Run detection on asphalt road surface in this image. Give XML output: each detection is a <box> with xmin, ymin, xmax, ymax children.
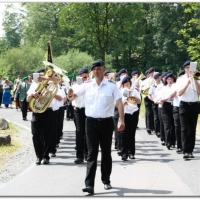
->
<box><xmin>0</xmin><ymin>107</ymin><xmax>200</xmax><ymax>197</ymax></box>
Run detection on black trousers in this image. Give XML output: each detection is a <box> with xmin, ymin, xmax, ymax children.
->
<box><xmin>152</xmin><ymin>103</ymin><xmax>160</xmax><ymax>133</ymax></box>
<box><xmin>113</xmin><ymin>108</ymin><xmax>119</xmax><ymax>149</ymax></box>
<box><xmin>85</xmin><ymin>117</ymin><xmax>114</xmax><ymax>187</ymax></box>
<box><xmin>31</xmin><ymin>109</ymin><xmax>54</xmax><ymax>160</ymax></box>
<box><xmin>121</xmin><ymin>110</ymin><xmax>139</xmax><ymax>157</ymax></box>
<box><xmin>0</xmin><ymin>92</ymin><xmax>2</xmax><ymax>106</ymax></box>
<box><xmin>74</xmin><ymin>107</ymin><xmax>88</xmax><ymax>160</ymax></box>
<box><xmin>173</xmin><ymin>106</ymin><xmax>182</xmax><ymax>149</ymax></box>
<box><xmin>158</xmin><ymin>107</ymin><xmax>165</xmax><ymax>142</ymax></box>
<box><xmin>179</xmin><ymin>101</ymin><xmax>198</xmax><ymax>153</ymax></box>
<box><xmin>50</xmin><ymin>110</ymin><xmax>58</xmax><ymax>154</ymax></box>
<box><xmin>66</xmin><ymin>101</ymin><xmax>74</xmax><ymax>119</ymax></box>
<box><xmin>161</xmin><ymin>102</ymin><xmax>175</xmax><ymax>146</ymax></box>
<box><xmin>57</xmin><ymin>106</ymin><xmax>65</xmax><ymax>144</ymax></box>
<box><xmin>21</xmin><ymin>98</ymin><xmax>28</xmax><ymax>119</ymax></box>
<box><xmin>144</xmin><ymin>96</ymin><xmax>154</xmax><ymax>130</ymax></box>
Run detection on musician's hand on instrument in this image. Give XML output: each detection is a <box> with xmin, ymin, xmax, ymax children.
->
<box><xmin>123</xmin><ymin>100</ymin><xmax>128</xmax><ymax>105</ymax></box>
<box><xmin>33</xmin><ymin>92</ymin><xmax>41</xmax><ymax>99</ymax></box>
<box><xmin>37</xmin><ymin>76</ymin><xmax>46</xmax><ymax>82</ymax></box>
<box><xmin>67</xmin><ymin>88</ymin><xmax>74</xmax><ymax>97</ymax></box>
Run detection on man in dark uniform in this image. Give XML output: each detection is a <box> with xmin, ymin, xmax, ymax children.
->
<box><xmin>14</xmin><ymin>76</ymin><xmax>30</xmax><ymax>120</ymax></box>
<box><xmin>0</xmin><ymin>75</ymin><xmax>3</xmax><ymax>108</ymax></box>
<box><xmin>67</xmin><ymin>60</ymin><xmax>125</xmax><ymax>194</ymax></box>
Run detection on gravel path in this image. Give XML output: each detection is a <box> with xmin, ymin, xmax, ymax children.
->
<box><xmin>0</xmin><ymin>126</ymin><xmax>35</xmax><ymax>183</ymax></box>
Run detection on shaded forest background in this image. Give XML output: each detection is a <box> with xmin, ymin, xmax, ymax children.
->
<box><xmin>1</xmin><ymin>2</ymin><xmax>200</xmax><ymax>81</ymax></box>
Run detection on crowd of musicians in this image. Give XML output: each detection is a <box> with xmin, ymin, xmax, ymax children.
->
<box><xmin>1</xmin><ymin>59</ymin><xmax>199</xmax><ymax>193</ymax></box>
<box><xmin>14</xmin><ymin>59</ymin><xmax>198</xmax><ymax>167</ymax></box>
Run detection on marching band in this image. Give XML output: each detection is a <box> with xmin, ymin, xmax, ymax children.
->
<box><xmin>2</xmin><ymin>40</ymin><xmax>197</xmax><ymax>193</ymax></box>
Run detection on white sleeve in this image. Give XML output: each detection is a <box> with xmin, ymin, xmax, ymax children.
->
<box><xmin>113</xmin><ymin>84</ymin><xmax>122</xmax><ymax>101</ymax></box>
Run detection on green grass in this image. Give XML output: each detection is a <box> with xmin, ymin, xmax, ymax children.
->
<box><xmin>0</xmin><ymin>123</ymin><xmax>21</xmax><ymax>171</ymax></box>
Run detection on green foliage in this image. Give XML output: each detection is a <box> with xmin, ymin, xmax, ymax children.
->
<box><xmin>0</xmin><ymin>44</ymin><xmax>45</xmax><ymax>82</ymax></box>
<box><xmin>53</xmin><ymin>49</ymin><xmax>94</xmax><ymax>75</ymax></box>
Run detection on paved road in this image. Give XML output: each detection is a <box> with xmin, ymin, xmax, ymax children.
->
<box><xmin>0</xmin><ymin>107</ymin><xmax>200</xmax><ymax>196</ymax></box>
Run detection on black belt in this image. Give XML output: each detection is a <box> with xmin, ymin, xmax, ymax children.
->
<box><xmin>46</xmin><ymin>107</ymin><xmax>53</xmax><ymax>111</ymax></box>
<box><xmin>181</xmin><ymin>101</ymin><xmax>198</xmax><ymax>105</ymax></box>
<box><xmin>76</xmin><ymin>107</ymin><xmax>85</xmax><ymax>109</ymax></box>
<box><xmin>87</xmin><ymin>117</ymin><xmax>112</xmax><ymax>121</ymax></box>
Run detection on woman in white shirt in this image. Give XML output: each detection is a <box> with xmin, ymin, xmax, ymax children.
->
<box><xmin>120</xmin><ymin>76</ymin><xmax>141</xmax><ymax>161</ymax></box>
<box><xmin>159</xmin><ymin>73</ymin><xmax>176</xmax><ymax>150</ymax></box>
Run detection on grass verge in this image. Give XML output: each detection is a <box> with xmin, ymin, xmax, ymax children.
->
<box><xmin>0</xmin><ymin>123</ymin><xmax>21</xmax><ymax>171</ymax></box>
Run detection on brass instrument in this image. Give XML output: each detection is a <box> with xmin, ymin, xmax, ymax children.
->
<box><xmin>193</xmin><ymin>71</ymin><xmax>200</xmax><ymax>80</ymax></box>
<box><xmin>29</xmin><ymin>41</ymin><xmax>59</xmax><ymax>113</ymax></box>
<box><xmin>140</xmin><ymin>77</ymin><xmax>154</xmax><ymax>96</ymax></box>
<box><xmin>135</xmin><ymin>72</ymin><xmax>146</xmax><ymax>83</ymax></box>
<box><xmin>127</xmin><ymin>96</ymin><xmax>137</xmax><ymax>104</ymax></box>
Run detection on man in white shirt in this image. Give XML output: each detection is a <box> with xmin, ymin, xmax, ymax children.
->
<box><xmin>176</xmin><ymin>60</ymin><xmax>200</xmax><ymax>159</ymax></box>
<box><xmin>148</xmin><ymin>73</ymin><xmax>162</xmax><ymax>137</ymax></box>
<box><xmin>140</xmin><ymin>67</ymin><xmax>155</xmax><ymax>134</ymax></box>
<box><xmin>72</xmin><ymin>67</ymin><xmax>89</xmax><ymax>164</ymax></box>
<box><xmin>67</xmin><ymin>60</ymin><xmax>125</xmax><ymax>194</ymax></box>
<box><xmin>26</xmin><ymin>68</ymin><xmax>61</xmax><ymax>165</ymax></box>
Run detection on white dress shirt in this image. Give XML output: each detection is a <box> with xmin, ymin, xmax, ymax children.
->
<box><xmin>75</xmin><ymin>78</ymin><xmax>122</xmax><ymax>118</ymax></box>
<box><xmin>159</xmin><ymin>84</ymin><xmax>174</xmax><ymax>104</ymax></box>
<box><xmin>176</xmin><ymin>74</ymin><xmax>200</xmax><ymax>102</ymax></box>
<box><xmin>121</xmin><ymin>87</ymin><xmax>141</xmax><ymax>114</ymax></box>
<box><xmin>170</xmin><ymin>81</ymin><xmax>181</xmax><ymax>107</ymax></box>
<box><xmin>72</xmin><ymin>83</ymin><xmax>85</xmax><ymax>108</ymax></box>
<box><xmin>148</xmin><ymin>82</ymin><xmax>163</xmax><ymax>101</ymax></box>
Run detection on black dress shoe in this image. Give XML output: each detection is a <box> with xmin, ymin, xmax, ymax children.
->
<box><xmin>74</xmin><ymin>158</ymin><xmax>83</xmax><ymax>164</ymax></box>
<box><xmin>129</xmin><ymin>154</ymin><xmax>135</xmax><ymax>159</ymax></box>
<box><xmin>183</xmin><ymin>153</ymin><xmax>189</xmax><ymax>159</ymax></box>
<box><xmin>23</xmin><ymin>118</ymin><xmax>28</xmax><ymax>121</ymax></box>
<box><xmin>176</xmin><ymin>148</ymin><xmax>182</xmax><ymax>154</ymax></box>
<box><xmin>82</xmin><ymin>186</ymin><xmax>94</xmax><ymax>194</ymax></box>
<box><xmin>156</xmin><ymin>133</ymin><xmax>160</xmax><ymax>138</ymax></box>
<box><xmin>161</xmin><ymin>141</ymin><xmax>165</xmax><ymax>146</ymax></box>
<box><xmin>166</xmin><ymin>145</ymin><xmax>170</xmax><ymax>150</ymax></box>
<box><xmin>147</xmin><ymin>129</ymin><xmax>151</xmax><ymax>134</ymax></box>
<box><xmin>104</xmin><ymin>183</ymin><xmax>112</xmax><ymax>190</ymax></box>
<box><xmin>35</xmin><ymin>158</ymin><xmax>42</xmax><ymax>165</ymax></box>
<box><xmin>51</xmin><ymin>153</ymin><xmax>56</xmax><ymax>157</ymax></box>
<box><xmin>189</xmin><ymin>152</ymin><xmax>194</xmax><ymax>158</ymax></box>
<box><xmin>43</xmin><ymin>158</ymin><xmax>49</xmax><ymax>164</ymax></box>
<box><xmin>117</xmin><ymin>150</ymin><xmax>122</xmax><ymax>156</ymax></box>
<box><xmin>121</xmin><ymin>155</ymin><xmax>127</xmax><ymax>161</ymax></box>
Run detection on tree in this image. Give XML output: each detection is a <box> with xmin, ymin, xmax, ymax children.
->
<box><xmin>21</xmin><ymin>2</ymin><xmax>68</xmax><ymax>56</ymax></box>
<box><xmin>59</xmin><ymin>3</ymin><xmax>143</xmax><ymax>64</ymax></box>
<box><xmin>2</xmin><ymin>3</ymin><xmax>23</xmax><ymax>49</ymax></box>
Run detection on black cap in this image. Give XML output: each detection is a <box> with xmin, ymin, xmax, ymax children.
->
<box><xmin>178</xmin><ymin>70</ymin><xmax>185</xmax><ymax>77</ymax></box>
<box><xmin>131</xmin><ymin>71</ymin><xmax>138</xmax><ymax>76</ymax></box>
<box><xmin>121</xmin><ymin>76</ymin><xmax>131</xmax><ymax>84</ymax></box>
<box><xmin>78</xmin><ymin>67</ymin><xmax>88</xmax><ymax>75</ymax></box>
<box><xmin>37</xmin><ymin>68</ymin><xmax>45</xmax><ymax>73</ymax></box>
<box><xmin>165</xmin><ymin>73</ymin><xmax>174</xmax><ymax>79</ymax></box>
<box><xmin>91</xmin><ymin>60</ymin><xmax>104</xmax><ymax>70</ymax></box>
<box><xmin>118</xmin><ymin>68</ymin><xmax>127</xmax><ymax>76</ymax></box>
<box><xmin>154</xmin><ymin>73</ymin><xmax>161</xmax><ymax>79</ymax></box>
<box><xmin>161</xmin><ymin>72</ymin><xmax>168</xmax><ymax>77</ymax></box>
<box><xmin>148</xmin><ymin>67</ymin><xmax>155</xmax><ymax>73</ymax></box>
<box><xmin>145</xmin><ymin>70</ymin><xmax>149</xmax><ymax>76</ymax></box>
<box><xmin>104</xmin><ymin>70</ymin><xmax>110</xmax><ymax>76</ymax></box>
<box><xmin>182</xmin><ymin>60</ymin><xmax>192</xmax><ymax>68</ymax></box>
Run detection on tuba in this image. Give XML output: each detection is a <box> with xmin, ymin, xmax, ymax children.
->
<box><xmin>29</xmin><ymin>41</ymin><xmax>59</xmax><ymax>113</ymax></box>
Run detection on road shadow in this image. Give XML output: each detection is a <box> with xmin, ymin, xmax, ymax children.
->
<box><xmin>88</xmin><ymin>187</ymin><xmax>172</xmax><ymax>196</ymax></box>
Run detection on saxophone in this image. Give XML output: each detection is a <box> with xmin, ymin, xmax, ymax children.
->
<box><xmin>29</xmin><ymin>41</ymin><xmax>59</xmax><ymax>113</ymax></box>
